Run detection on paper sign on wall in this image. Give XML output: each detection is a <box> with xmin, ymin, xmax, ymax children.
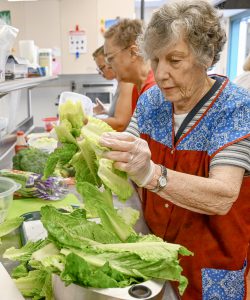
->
<box><xmin>69</xmin><ymin>28</ymin><xmax>87</xmax><ymax>55</ymax></box>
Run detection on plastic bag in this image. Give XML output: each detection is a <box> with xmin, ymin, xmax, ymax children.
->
<box><xmin>0</xmin><ymin>169</ymin><xmax>69</xmax><ymax>201</ymax></box>
<box><xmin>0</xmin><ymin>20</ymin><xmax>19</xmax><ymax>81</ymax></box>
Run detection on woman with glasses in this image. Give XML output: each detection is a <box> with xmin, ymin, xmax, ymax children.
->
<box><xmin>92</xmin><ymin>46</ymin><xmax>134</xmax><ymax>131</ymax></box>
<box><xmin>103</xmin><ymin>18</ymin><xmax>155</xmax><ymax>114</ymax></box>
<box><xmin>100</xmin><ymin>1</ymin><xmax>250</xmax><ymax>299</ymax></box>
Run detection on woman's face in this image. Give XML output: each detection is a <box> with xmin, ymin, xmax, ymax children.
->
<box><xmin>151</xmin><ymin>37</ymin><xmax>207</xmax><ymax>109</ymax></box>
<box><xmin>104</xmin><ymin>38</ymin><xmax>133</xmax><ymax>82</ymax></box>
<box><xmin>94</xmin><ymin>54</ymin><xmax>116</xmax><ymax>80</ymax></box>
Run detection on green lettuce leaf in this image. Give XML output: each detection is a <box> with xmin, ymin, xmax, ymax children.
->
<box><xmin>117</xmin><ymin>207</ymin><xmax>140</xmax><ymax>227</ymax></box>
<box><xmin>11</xmin><ymin>263</ymin><xmax>29</xmax><ymax>279</ymax></box>
<box><xmin>81</xmin><ymin>116</ymin><xmax>114</xmax><ymax>155</ymax></box>
<box><xmin>59</xmin><ymin>100</ymin><xmax>86</xmax><ymax>132</ymax></box>
<box><xmin>43</xmin><ymin>143</ymin><xmax>78</xmax><ymax>179</ymax></box>
<box><xmin>98</xmin><ymin>159</ymin><xmax>133</xmax><ymax>202</ymax></box>
<box><xmin>54</xmin><ymin>123</ymin><xmax>78</xmax><ymax>145</ymax></box>
<box><xmin>91</xmin><ymin>241</ymin><xmax>192</xmax><ymax>295</ymax></box>
<box><xmin>77</xmin><ymin>181</ymin><xmax>113</xmax><ymax>217</ymax></box>
<box><xmin>41</xmin><ymin>206</ymin><xmax>120</xmax><ymax>249</ymax></box>
<box><xmin>3</xmin><ymin>240</ymin><xmax>48</xmax><ymax>262</ymax></box>
<box><xmin>14</xmin><ymin>269</ymin><xmax>53</xmax><ymax>300</ymax></box>
<box><xmin>77</xmin><ymin>182</ymin><xmax>136</xmax><ymax>242</ymax></box>
<box><xmin>61</xmin><ymin>252</ymin><xmax>139</xmax><ymax>288</ymax></box>
<box><xmin>71</xmin><ymin>138</ymin><xmax>101</xmax><ymax>187</ymax></box>
<box><xmin>0</xmin><ymin>216</ymin><xmax>24</xmax><ymax>243</ymax></box>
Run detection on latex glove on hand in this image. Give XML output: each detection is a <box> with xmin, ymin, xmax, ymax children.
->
<box><xmin>93</xmin><ymin>98</ymin><xmax>108</xmax><ymax>115</ymax></box>
<box><xmin>99</xmin><ymin>132</ymin><xmax>155</xmax><ymax>187</ymax></box>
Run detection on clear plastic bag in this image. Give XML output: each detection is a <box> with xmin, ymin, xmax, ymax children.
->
<box><xmin>0</xmin><ymin>20</ymin><xmax>19</xmax><ymax>81</ymax></box>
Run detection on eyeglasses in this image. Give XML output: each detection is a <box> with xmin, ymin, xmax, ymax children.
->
<box><xmin>96</xmin><ymin>64</ymin><xmax>106</xmax><ymax>75</ymax></box>
<box><xmin>105</xmin><ymin>46</ymin><xmax>130</xmax><ymax>65</ymax></box>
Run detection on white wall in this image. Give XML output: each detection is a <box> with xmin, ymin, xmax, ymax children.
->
<box><xmin>0</xmin><ymin>0</ymin><xmax>135</xmax><ymax>74</ymax></box>
<box><xmin>97</xmin><ymin>0</ymin><xmax>136</xmax><ymax>45</ymax></box>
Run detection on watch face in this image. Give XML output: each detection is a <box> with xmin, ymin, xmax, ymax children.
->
<box><xmin>159</xmin><ymin>176</ymin><xmax>167</xmax><ymax>187</ymax></box>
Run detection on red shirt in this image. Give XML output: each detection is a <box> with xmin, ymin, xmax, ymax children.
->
<box><xmin>131</xmin><ymin>70</ymin><xmax>155</xmax><ymax>114</ymax></box>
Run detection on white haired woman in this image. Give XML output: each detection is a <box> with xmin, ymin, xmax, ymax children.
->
<box><xmin>100</xmin><ymin>0</ymin><xmax>250</xmax><ymax>299</ymax></box>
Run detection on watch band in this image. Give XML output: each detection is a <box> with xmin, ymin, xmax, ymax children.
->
<box><xmin>149</xmin><ymin>165</ymin><xmax>168</xmax><ymax>193</ymax></box>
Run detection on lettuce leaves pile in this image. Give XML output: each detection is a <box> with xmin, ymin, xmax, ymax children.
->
<box><xmin>43</xmin><ymin>100</ymin><xmax>133</xmax><ymax>202</ymax></box>
<box><xmin>3</xmin><ymin>202</ymin><xmax>192</xmax><ymax>299</ymax></box>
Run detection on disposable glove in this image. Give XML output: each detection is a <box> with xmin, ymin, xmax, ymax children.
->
<box><xmin>93</xmin><ymin>98</ymin><xmax>108</xmax><ymax>115</ymax></box>
<box><xmin>99</xmin><ymin>132</ymin><xmax>155</xmax><ymax>187</ymax></box>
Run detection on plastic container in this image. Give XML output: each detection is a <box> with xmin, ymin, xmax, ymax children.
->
<box><xmin>42</xmin><ymin>117</ymin><xmax>58</xmax><ymax>132</ymax></box>
<box><xmin>19</xmin><ymin>40</ymin><xmax>37</xmax><ymax>66</ymax></box>
<box><xmin>59</xmin><ymin>91</ymin><xmax>94</xmax><ymax>116</ymax></box>
<box><xmin>28</xmin><ymin>136</ymin><xmax>58</xmax><ymax>153</ymax></box>
<box><xmin>38</xmin><ymin>48</ymin><xmax>52</xmax><ymax>76</ymax></box>
<box><xmin>0</xmin><ymin>177</ymin><xmax>21</xmax><ymax>223</ymax></box>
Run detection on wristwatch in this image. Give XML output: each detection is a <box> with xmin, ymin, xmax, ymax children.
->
<box><xmin>150</xmin><ymin>165</ymin><xmax>168</xmax><ymax>193</ymax></box>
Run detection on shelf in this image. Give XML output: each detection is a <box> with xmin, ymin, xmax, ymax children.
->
<box><xmin>0</xmin><ymin>117</ymin><xmax>34</xmax><ymax>162</ymax></box>
<box><xmin>0</xmin><ymin>76</ymin><xmax>58</xmax><ymax>95</ymax></box>
<box><xmin>0</xmin><ymin>76</ymin><xmax>58</xmax><ymax>165</ymax></box>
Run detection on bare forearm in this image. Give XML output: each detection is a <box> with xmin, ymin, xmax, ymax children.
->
<box><xmin>154</xmin><ymin>165</ymin><xmax>244</xmax><ymax>215</ymax></box>
<box><xmin>103</xmin><ymin>117</ymin><xmax>129</xmax><ymax>131</ymax></box>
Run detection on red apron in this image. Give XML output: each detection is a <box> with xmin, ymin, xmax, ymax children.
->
<box><xmin>136</xmin><ymin>76</ymin><xmax>250</xmax><ymax>299</ymax></box>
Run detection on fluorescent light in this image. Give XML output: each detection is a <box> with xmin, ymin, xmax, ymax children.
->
<box><xmin>8</xmin><ymin>0</ymin><xmax>38</xmax><ymax>2</ymax></box>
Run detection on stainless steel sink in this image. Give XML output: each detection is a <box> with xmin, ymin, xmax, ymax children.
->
<box><xmin>53</xmin><ymin>275</ymin><xmax>166</xmax><ymax>300</ymax></box>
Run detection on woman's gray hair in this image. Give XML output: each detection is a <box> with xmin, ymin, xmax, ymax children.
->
<box><xmin>138</xmin><ymin>0</ymin><xmax>227</xmax><ymax>67</ymax></box>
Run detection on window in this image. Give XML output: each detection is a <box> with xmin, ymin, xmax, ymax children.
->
<box><xmin>134</xmin><ymin>0</ymin><xmax>166</xmax><ymax>23</ymax></box>
<box><xmin>228</xmin><ymin>10</ymin><xmax>250</xmax><ymax>80</ymax></box>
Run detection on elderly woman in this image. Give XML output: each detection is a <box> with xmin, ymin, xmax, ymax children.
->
<box><xmin>103</xmin><ymin>18</ymin><xmax>155</xmax><ymax>114</ymax></box>
<box><xmin>100</xmin><ymin>0</ymin><xmax>250</xmax><ymax>299</ymax></box>
<box><xmin>92</xmin><ymin>46</ymin><xmax>134</xmax><ymax>131</ymax></box>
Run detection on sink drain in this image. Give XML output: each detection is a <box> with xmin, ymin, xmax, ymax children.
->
<box><xmin>128</xmin><ymin>284</ymin><xmax>152</xmax><ymax>299</ymax></box>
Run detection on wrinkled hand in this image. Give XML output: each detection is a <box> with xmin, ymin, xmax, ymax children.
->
<box><xmin>99</xmin><ymin>132</ymin><xmax>155</xmax><ymax>187</ymax></box>
<box><xmin>93</xmin><ymin>98</ymin><xmax>108</xmax><ymax>115</ymax></box>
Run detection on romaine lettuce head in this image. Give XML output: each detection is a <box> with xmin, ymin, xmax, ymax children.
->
<box><xmin>59</xmin><ymin>99</ymin><xmax>86</xmax><ymax>130</ymax></box>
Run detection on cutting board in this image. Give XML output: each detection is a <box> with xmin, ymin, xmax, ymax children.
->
<box><xmin>6</xmin><ymin>193</ymin><xmax>80</xmax><ymax>220</ymax></box>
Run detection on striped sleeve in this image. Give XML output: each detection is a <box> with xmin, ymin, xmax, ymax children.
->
<box><xmin>125</xmin><ymin>112</ymin><xmax>140</xmax><ymax>137</ymax></box>
<box><xmin>210</xmin><ymin>137</ymin><xmax>250</xmax><ymax>174</ymax></box>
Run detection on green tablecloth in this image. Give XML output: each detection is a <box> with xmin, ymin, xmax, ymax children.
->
<box><xmin>6</xmin><ymin>193</ymin><xmax>80</xmax><ymax>220</ymax></box>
